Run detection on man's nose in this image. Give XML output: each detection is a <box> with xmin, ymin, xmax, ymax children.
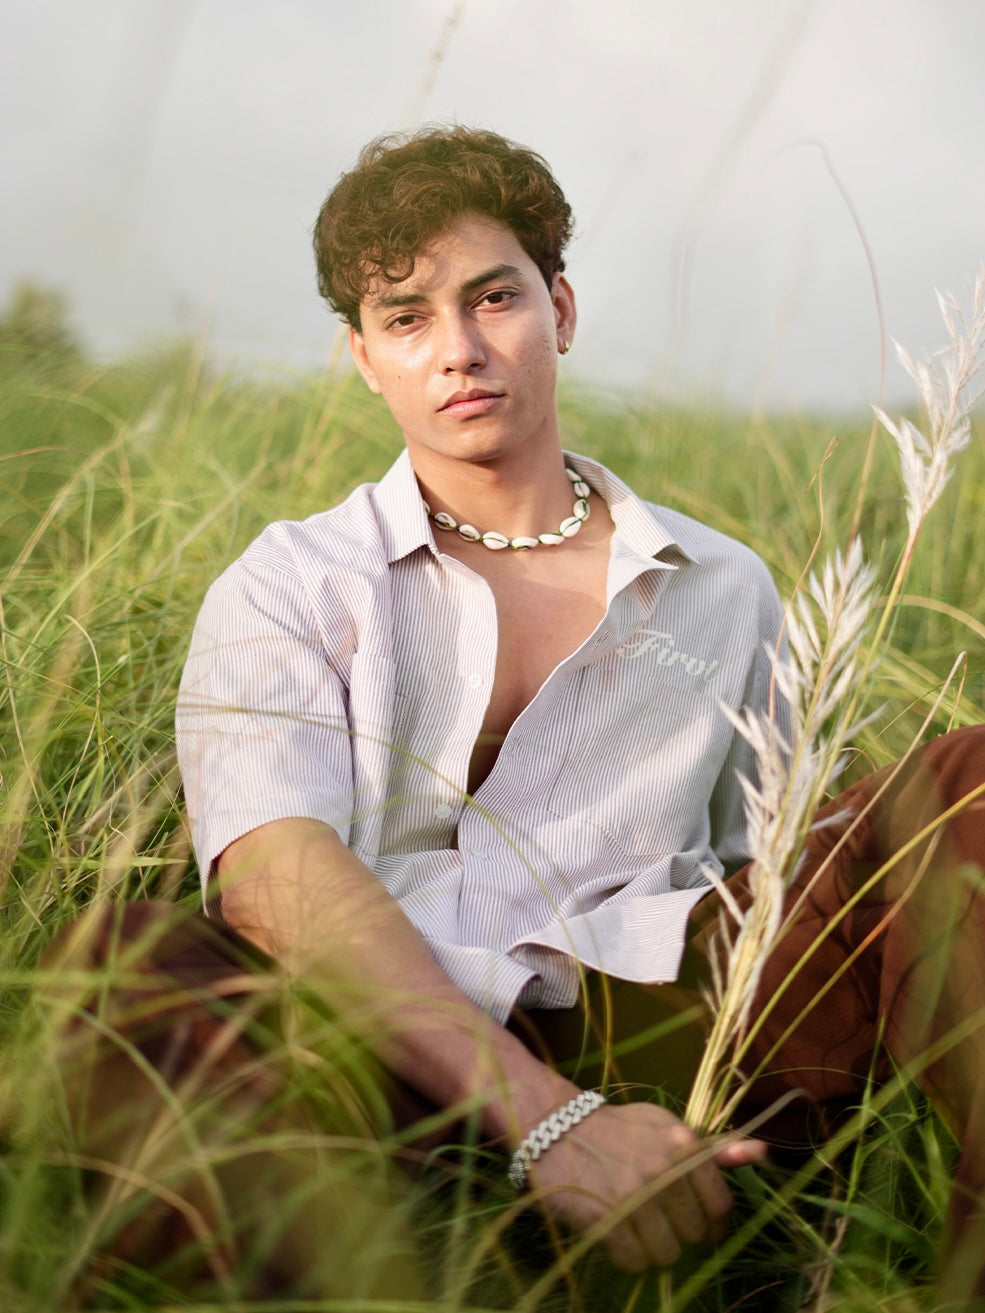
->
<box><xmin>437</xmin><ymin>312</ymin><xmax>486</xmax><ymax>373</ymax></box>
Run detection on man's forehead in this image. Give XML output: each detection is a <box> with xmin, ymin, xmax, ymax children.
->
<box><xmin>360</xmin><ymin>213</ymin><xmax>534</xmax><ymax>311</ymax></box>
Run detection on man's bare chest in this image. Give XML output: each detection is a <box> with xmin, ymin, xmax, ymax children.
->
<box><xmin>466</xmin><ymin>552</ymin><xmax>609</xmax><ymax>792</ymax></box>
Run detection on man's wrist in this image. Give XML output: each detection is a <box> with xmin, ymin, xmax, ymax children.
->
<box><xmin>507</xmin><ymin>1089</ymin><xmax>608</xmax><ymax>1189</ymax></box>
<box><xmin>467</xmin><ymin>1025</ymin><xmax>583</xmax><ymax>1140</ymax></box>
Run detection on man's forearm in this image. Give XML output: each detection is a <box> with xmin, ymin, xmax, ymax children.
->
<box><xmin>216</xmin><ymin>815</ymin><xmax>764</xmax><ymax>1269</ymax></box>
<box><xmin>217</xmin><ymin>816</ymin><xmax>579</xmax><ymax>1143</ymax></box>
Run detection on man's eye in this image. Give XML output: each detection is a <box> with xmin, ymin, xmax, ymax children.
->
<box><xmin>388</xmin><ymin>313</ymin><xmax>421</xmax><ymax>330</ymax></box>
<box><xmin>479</xmin><ymin>290</ymin><xmax>515</xmax><ymax>308</ymax></box>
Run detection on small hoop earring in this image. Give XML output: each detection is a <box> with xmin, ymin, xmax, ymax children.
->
<box><xmin>559</xmin><ymin>340</ymin><xmax>570</xmax><ymax>355</ymax></box>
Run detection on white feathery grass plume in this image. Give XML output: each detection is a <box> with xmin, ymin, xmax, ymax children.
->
<box><xmin>874</xmin><ymin>265</ymin><xmax>985</xmax><ymax>548</ymax></box>
<box><xmin>686</xmin><ymin>541</ymin><xmax>879</xmax><ymax>1134</ymax></box>
<box><xmin>686</xmin><ymin>267</ymin><xmax>983</xmax><ymax>1136</ymax></box>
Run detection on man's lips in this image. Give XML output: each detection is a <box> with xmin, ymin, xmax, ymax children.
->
<box><xmin>438</xmin><ymin>389</ymin><xmax>505</xmax><ymax>416</ymax></box>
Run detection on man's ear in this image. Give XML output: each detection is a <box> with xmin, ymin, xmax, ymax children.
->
<box><xmin>348</xmin><ymin>326</ymin><xmax>382</xmax><ymax>394</ymax></box>
<box><xmin>551</xmin><ymin>274</ymin><xmax>577</xmax><ymax>348</ymax></box>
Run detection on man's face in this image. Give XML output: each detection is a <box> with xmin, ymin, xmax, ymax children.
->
<box><xmin>349</xmin><ymin>212</ymin><xmax>576</xmax><ymax>476</ymax></box>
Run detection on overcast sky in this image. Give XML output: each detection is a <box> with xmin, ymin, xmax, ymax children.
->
<box><xmin>2</xmin><ymin>0</ymin><xmax>983</xmax><ymax>411</ymax></box>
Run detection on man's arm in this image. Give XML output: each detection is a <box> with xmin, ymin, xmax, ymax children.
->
<box><xmin>218</xmin><ymin>817</ymin><xmax>765</xmax><ymax>1271</ymax></box>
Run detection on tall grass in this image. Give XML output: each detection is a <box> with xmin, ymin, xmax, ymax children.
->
<box><xmin>1</xmin><ymin>322</ymin><xmax>983</xmax><ymax>1309</ymax></box>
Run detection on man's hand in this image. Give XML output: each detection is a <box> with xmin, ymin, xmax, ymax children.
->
<box><xmin>524</xmin><ymin>1101</ymin><xmax>766</xmax><ymax>1271</ymax></box>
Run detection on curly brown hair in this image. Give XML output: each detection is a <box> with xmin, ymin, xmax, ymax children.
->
<box><xmin>313</xmin><ymin>125</ymin><xmax>574</xmax><ymax>328</ymax></box>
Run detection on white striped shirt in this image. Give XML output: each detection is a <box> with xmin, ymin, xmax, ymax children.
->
<box><xmin>176</xmin><ymin>449</ymin><xmax>785</xmax><ymax>1023</ymax></box>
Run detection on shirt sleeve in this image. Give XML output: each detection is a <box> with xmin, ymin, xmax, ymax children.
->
<box><xmin>175</xmin><ymin>547</ymin><xmax>355</xmax><ymax>896</ymax></box>
<box><xmin>707</xmin><ymin>559</ymin><xmax>790</xmax><ymax>872</ymax></box>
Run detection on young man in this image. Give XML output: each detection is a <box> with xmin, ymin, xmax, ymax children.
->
<box><xmin>175</xmin><ymin>126</ymin><xmax>985</xmax><ymax>1282</ymax></box>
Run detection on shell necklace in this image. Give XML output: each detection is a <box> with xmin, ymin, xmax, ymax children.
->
<box><xmin>424</xmin><ymin>467</ymin><xmax>592</xmax><ymax>551</ymax></box>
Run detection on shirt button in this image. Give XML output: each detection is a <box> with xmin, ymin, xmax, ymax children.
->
<box><xmin>467</xmin><ymin>672</ymin><xmax>483</xmax><ymax>688</ymax></box>
<box><xmin>434</xmin><ymin>803</ymin><xmax>454</xmax><ymax>819</ymax></box>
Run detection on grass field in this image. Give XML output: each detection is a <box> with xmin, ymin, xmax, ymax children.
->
<box><xmin>1</xmin><ymin>314</ymin><xmax>984</xmax><ymax>1310</ymax></box>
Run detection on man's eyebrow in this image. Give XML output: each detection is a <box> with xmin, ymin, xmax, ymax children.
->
<box><xmin>368</xmin><ymin>263</ymin><xmax>528</xmax><ymax>310</ymax></box>
<box><xmin>461</xmin><ymin>263</ymin><xmax>527</xmax><ymax>294</ymax></box>
<box><xmin>368</xmin><ymin>287</ymin><xmax>426</xmax><ymax>311</ymax></box>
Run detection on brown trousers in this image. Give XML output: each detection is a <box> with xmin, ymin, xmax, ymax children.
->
<box><xmin>38</xmin><ymin>724</ymin><xmax>985</xmax><ymax>1299</ymax></box>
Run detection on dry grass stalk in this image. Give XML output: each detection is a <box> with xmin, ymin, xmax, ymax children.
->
<box><xmin>687</xmin><ymin>541</ymin><xmax>878</xmax><ymax>1133</ymax></box>
<box><xmin>686</xmin><ymin>266</ymin><xmax>985</xmax><ymax>1136</ymax></box>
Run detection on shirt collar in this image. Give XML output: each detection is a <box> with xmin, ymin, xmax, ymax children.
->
<box><xmin>372</xmin><ymin>450</ymin><xmax>437</xmax><ymax>565</ymax></box>
<box><xmin>370</xmin><ymin>446</ymin><xmax>697</xmax><ymax>566</ymax></box>
<box><xmin>563</xmin><ymin>451</ymin><xmax>697</xmax><ymax>565</ymax></box>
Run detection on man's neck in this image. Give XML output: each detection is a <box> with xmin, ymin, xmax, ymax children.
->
<box><xmin>409</xmin><ymin>443</ymin><xmax>579</xmax><ymax>546</ymax></box>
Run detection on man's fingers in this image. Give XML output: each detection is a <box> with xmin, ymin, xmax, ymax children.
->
<box><xmin>606</xmin><ymin>1207</ymin><xmax>681</xmax><ymax>1272</ymax></box>
<box><xmin>604</xmin><ymin>1171</ymin><xmax>722</xmax><ymax>1270</ymax></box>
<box><xmin>609</xmin><ymin>1147</ymin><xmax>735</xmax><ymax>1262</ymax></box>
<box><xmin>656</xmin><ymin>1174</ymin><xmax>715</xmax><ymax>1247</ymax></box>
<box><xmin>685</xmin><ymin>1154</ymin><xmax>735</xmax><ymax>1241</ymax></box>
<box><xmin>712</xmin><ymin>1136</ymin><xmax>768</xmax><ymax>1168</ymax></box>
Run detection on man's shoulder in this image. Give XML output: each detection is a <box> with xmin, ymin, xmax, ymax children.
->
<box><xmin>224</xmin><ymin>450</ymin><xmax>424</xmax><ymax>586</ymax></box>
<box><xmin>643</xmin><ymin>500</ymin><xmax>775</xmax><ymax>581</ymax></box>
<box><xmin>626</xmin><ymin>492</ymin><xmax>785</xmax><ymax>642</ymax></box>
<box><xmin>568</xmin><ymin>452</ymin><xmax>775</xmax><ymax>589</ymax></box>
<box><xmin>227</xmin><ymin>479</ymin><xmax>389</xmax><ymax>581</ymax></box>
<box><xmin>194</xmin><ymin>479</ymin><xmax>397</xmax><ymax>652</ymax></box>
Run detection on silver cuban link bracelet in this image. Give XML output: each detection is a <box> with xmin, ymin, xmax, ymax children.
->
<box><xmin>507</xmin><ymin>1089</ymin><xmax>608</xmax><ymax>1190</ymax></box>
